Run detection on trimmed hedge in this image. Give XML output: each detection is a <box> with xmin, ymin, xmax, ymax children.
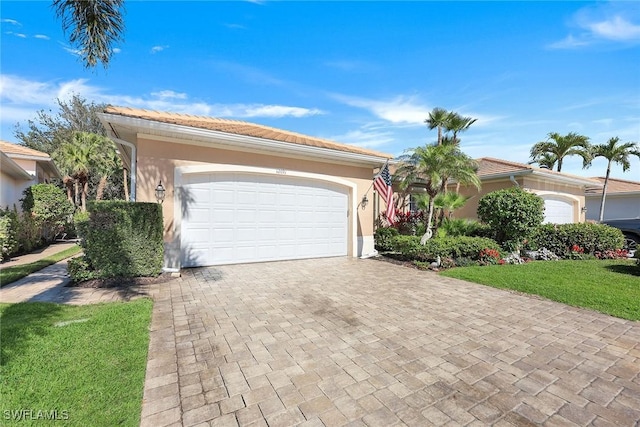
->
<box><xmin>70</xmin><ymin>201</ymin><xmax>163</xmax><ymax>280</ymax></box>
<box><xmin>22</xmin><ymin>184</ymin><xmax>75</xmax><ymax>242</ymax></box>
<box><xmin>529</xmin><ymin>223</ymin><xmax>624</xmax><ymax>257</ymax></box>
<box><xmin>0</xmin><ymin>212</ymin><xmax>18</xmax><ymax>259</ymax></box>
<box><xmin>390</xmin><ymin>235</ymin><xmax>502</xmax><ymax>261</ymax></box>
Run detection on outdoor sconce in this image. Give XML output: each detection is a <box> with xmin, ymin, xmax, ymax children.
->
<box><xmin>155</xmin><ymin>181</ymin><xmax>166</xmax><ymax>204</ymax></box>
<box><xmin>361</xmin><ymin>194</ymin><xmax>369</xmax><ymax>210</ymax></box>
<box><xmin>581</xmin><ymin>206</ymin><xmax>588</xmax><ymax>214</ymax></box>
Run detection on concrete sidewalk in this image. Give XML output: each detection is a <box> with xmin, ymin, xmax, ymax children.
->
<box><xmin>0</xmin><ymin>240</ymin><xmax>80</xmax><ymax>270</ymax></box>
<box><xmin>0</xmin><ymin>241</ymin><xmax>152</xmax><ymax>305</ymax></box>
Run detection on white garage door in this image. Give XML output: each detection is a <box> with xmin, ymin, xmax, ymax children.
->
<box><xmin>543</xmin><ymin>196</ymin><xmax>574</xmax><ymax>224</ymax></box>
<box><xmin>181</xmin><ymin>172</ymin><xmax>348</xmax><ymax>267</ymax></box>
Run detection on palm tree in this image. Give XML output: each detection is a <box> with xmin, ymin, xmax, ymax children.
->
<box><xmin>529</xmin><ymin>132</ymin><xmax>591</xmax><ymax>172</ymax></box>
<box><xmin>529</xmin><ymin>153</ymin><xmax>557</xmax><ymax>170</ymax></box>
<box><xmin>424</xmin><ymin>108</ymin><xmax>452</xmax><ymax>146</ymax></box>
<box><xmin>434</xmin><ymin>192</ymin><xmax>470</xmax><ymax>219</ymax></box>
<box><xmin>396</xmin><ymin>144</ymin><xmax>480</xmax><ymax>243</ymax></box>
<box><xmin>591</xmin><ymin>137</ymin><xmax>640</xmax><ymax>221</ymax></box>
<box><xmin>444</xmin><ymin>113</ymin><xmax>477</xmax><ymax>145</ymax></box>
<box><xmin>53</xmin><ymin>0</ymin><xmax>125</xmax><ymax>68</ymax></box>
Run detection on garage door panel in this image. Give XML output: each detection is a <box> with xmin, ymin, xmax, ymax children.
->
<box><xmin>543</xmin><ymin>197</ymin><xmax>574</xmax><ymax>224</ymax></box>
<box><xmin>181</xmin><ymin>173</ymin><xmax>348</xmax><ymax>267</ymax></box>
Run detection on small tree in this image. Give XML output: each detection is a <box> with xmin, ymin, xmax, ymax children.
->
<box><xmin>477</xmin><ymin>187</ymin><xmax>544</xmax><ymax>251</ymax></box>
<box><xmin>22</xmin><ymin>184</ymin><xmax>75</xmax><ymax>242</ymax></box>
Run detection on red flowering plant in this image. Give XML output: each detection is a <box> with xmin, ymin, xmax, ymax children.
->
<box><xmin>568</xmin><ymin>244</ymin><xmax>585</xmax><ymax>260</ymax></box>
<box><xmin>385</xmin><ymin>209</ymin><xmax>425</xmax><ymax>235</ymax></box>
<box><xmin>594</xmin><ymin>249</ymin><xmax>629</xmax><ymax>260</ymax></box>
<box><xmin>479</xmin><ymin>248</ymin><xmax>502</xmax><ymax>265</ymax></box>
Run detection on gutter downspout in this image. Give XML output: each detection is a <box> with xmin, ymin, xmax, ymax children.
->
<box><xmin>509</xmin><ymin>175</ymin><xmax>520</xmax><ymax>188</ymax></box>
<box><xmin>112</xmin><ymin>137</ymin><xmax>137</xmax><ymax>201</ymax></box>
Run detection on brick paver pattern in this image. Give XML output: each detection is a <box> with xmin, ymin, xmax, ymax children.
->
<box><xmin>139</xmin><ymin>258</ymin><xmax>640</xmax><ymax>427</ymax></box>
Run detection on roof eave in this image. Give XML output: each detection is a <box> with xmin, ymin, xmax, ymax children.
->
<box><xmin>0</xmin><ymin>152</ymin><xmax>34</xmax><ymax>180</ymax></box>
<box><xmin>98</xmin><ymin>112</ymin><xmax>392</xmax><ymax>167</ymax></box>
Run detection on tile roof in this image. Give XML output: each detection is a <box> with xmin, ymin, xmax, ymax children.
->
<box><xmin>586</xmin><ymin>177</ymin><xmax>640</xmax><ymax>195</ymax></box>
<box><xmin>476</xmin><ymin>157</ymin><xmax>597</xmax><ymax>185</ymax></box>
<box><xmin>0</xmin><ymin>140</ymin><xmax>51</xmax><ymax>159</ymax></box>
<box><xmin>103</xmin><ymin>106</ymin><xmax>393</xmax><ymax>159</ymax></box>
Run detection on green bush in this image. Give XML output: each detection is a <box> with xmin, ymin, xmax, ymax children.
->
<box><xmin>71</xmin><ymin>201</ymin><xmax>164</xmax><ymax>281</ymax></box>
<box><xmin>437</xmin><ymin>218</ymin><xmax>486</xmax><ymax>238</ymax></box>
<box><xmin>21</xmin><ymin>184</ymin><xmax>75</xmax><ymax>242</ymax></box>
<box><xmin>390</xmin><ymin>235</ymin><xmax>502</xmax><ymax>262</ymax></box>
<box><xmin>374</xmin><ymin>226</ymin><xmax>399</xmax><ymax>251</ymax></box>
<box><xmin>477</xmin><ymin>187</ymin><xmax>544</xmax><ymax>251</ymax></box>
<box><xmin>530</xmin><ymin>223</ymin><xmax>624</xmax><ymax>258</ymax></box>
<box><xmin>0</xmin><ymin>211</ymin><xmax>18</xmax><ymax>259</ymax></box>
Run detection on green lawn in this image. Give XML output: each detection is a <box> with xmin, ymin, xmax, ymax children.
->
<box><xmin>0</xmin><ymin>245</ymin><xmax>83</xmax><ymax>287</ymax></box>
<box><xmin>1</xmin><ymin>299</ymin><xmax>153</xmax><ymax>426</ymax></box>
<box><xmin>440</xmin><ymin>259</ymin><xmax>640</xmax><ymax>321</ymax></box>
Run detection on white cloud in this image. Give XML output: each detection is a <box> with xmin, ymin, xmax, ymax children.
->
<box><xmin>6</xmin><ymin>31</ymin><xmax>27</xmax><ymax>38</ymax></box>
<box><xmin>240</xmin><ymin>105</ymin><xmax>323</xmax><ymax>118</ymax></box>
<box><xmin>0</xmin><ymin>74</ymin><xmax>324</xmax><ymax>131</ymax></box>
<box><xmin>332</xmin><ymin>94</ymin><xmax>429</xmax><ymax>125</ymax></box>
<box><xmin>224</xmin><ymin>23</ymin><xmax>246</xmax><ymax>30</ymax></box>
<box><xmin>151</xmin><ymin>90</ymin><xmax>188</xmax><ymax>100</ymax></box>
<box><xmin>327</xmin><ymin>128</ymin><xmax>395</xmax><ymax>149</ymax></box>
<box><xmin>112</xmin><ymin>47</ymin><xmax>121</xmax><ymax>54</ymax></box>
<box><xmin>150</xmin><ymin>45</ymin><xmax>169</xmax><ymax>54</ymax></box>
<box><xmin>549</xmin><ymin>3</ymin><xmax>640</xmax><ymax>49</ymax></box>
<box><xmin>587</xmin><ymin>15</ymin><xmax>640</xmax><ymax>41</ymax></box>
<box><xmin>34</xmin><ymin>34</ymin><xmax>50</xmax><ymax>40</ymax></box>
<box><xmin>1</xmin><ymin>19</ymin><xmax>21</xmax><ymax>26</ymax></box>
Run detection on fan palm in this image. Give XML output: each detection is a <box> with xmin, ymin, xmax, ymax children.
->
<box><xmin>434</xmin><ymin>192</ymin><xmax>470</xmax><ymax>219</ymax></box>
<box><xmin>53</xmin><ymin>0</ymin><xmax>125</xmax><ymax>68</ymax></box>
<box><xmin>424</xmin><ymin>108</ymin><xmax>452</xmax><ymax>146</ymax></box>
<box><xmin>444</xmin><ymin>113</ymin><xmax>477</xmax><ymax>145</ymax></box>
<box><xmin>529</xmin><ymin>132</ymin><xmax>591</xmax><ymax>172</ymax></box>
<box><xmin>591</xmin><ymin>137</ymin><xmax>640</xmax><ymax>221</ymax></box>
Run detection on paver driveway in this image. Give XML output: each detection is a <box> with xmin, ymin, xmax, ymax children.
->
<box><xmin>141</xmin><ymin>257</ymin><xmax>640</xmax><ymax>427</ymax></box>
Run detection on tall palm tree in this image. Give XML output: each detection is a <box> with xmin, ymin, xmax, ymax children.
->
<box><xmin>424</xmin><ymin>108</ymin><xmax>452</xmax><ymax>146</ymax></box>
<box><xmin>591</xmin><ymin>137</ymin><xmax>640</xmax><ymax>222</ymax></box>
<box><xmin>444</xmin><ymin>113</ymin><xmax>477</xmax><ymax>145</ymax></box>
<box><xmin>396</xmin><ymin>144</ymin><xmax>480</xmax><ymax>243</ymax></box>
<box><xmin>53</xmin><ymin>0</ymin><xmax>125</xmax><ymax>68</ymax></box>
<box><xmin>529</xmin><ymin>132</ymin><xmax>591</xmax><ymax>172</ymax></box>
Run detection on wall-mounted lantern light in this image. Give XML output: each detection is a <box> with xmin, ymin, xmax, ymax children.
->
<box><xmin>361</xmin><ymin>194</ymin><xmax>369</xmax><ymax>210</ymax></box>
<box><xmin>581</xmin><ymin>206</ymin><xmax>587</xmax><ymax>214</ymax></box>
<box><xmin>155</xmin><ymin>181</ymin><xmax>166</xmax><ymax>204</ymax></box>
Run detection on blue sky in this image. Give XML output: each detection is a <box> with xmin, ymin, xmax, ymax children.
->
<box><xmin>1</xmin><ymin>1</ymin><xmax>639</xmax><ymax>179</ymax></box>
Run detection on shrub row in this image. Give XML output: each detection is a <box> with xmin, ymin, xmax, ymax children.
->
<box><xmin>389</xmin><ymin>235</ymin><xmax>502</xmax><ymax>262</ymax></box>
<box><xmin>69</xmin><ymin>201</ymin><xmax>164</xmax><ymax>280</ymax></box>
<box><xmin>529</xmin><ymin>223</ymin><xmax>624</xmax><ymax>257</ymax></box>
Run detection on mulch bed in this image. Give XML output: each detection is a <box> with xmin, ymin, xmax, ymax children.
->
<box><xmin>369</xmin><ymin>254</ymin><xmax>435</xmax><ymax>271</ymax></box>
<box><xmin>67</xmin><ymin>273</ymin><xmax>176</xmax><ymax>288</ymax></box>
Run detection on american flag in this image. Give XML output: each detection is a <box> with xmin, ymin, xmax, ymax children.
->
<box><xmin>374</xmin><ymin>163</ymin><xmax>395</xmax><ymax>224</ymax></box>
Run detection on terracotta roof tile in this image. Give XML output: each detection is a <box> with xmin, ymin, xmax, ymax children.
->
<box><xmin>476</xmin><ymin>157</ymin><xmax>597</xmax><ymax>184</ymax></box>
<box><xmin>103</xmin><ymin>106</ymin><xmax>393</xmax><ymax>159</ymax></box>
<box><xmin>0</xmin><ymin>140</ymin><xmax>51</xmax><ymax>159</ymax></box>
<box><xmin>586</xmin><ymin>177</ymin><xmax>640</xmax><ymax>194</ymax></box>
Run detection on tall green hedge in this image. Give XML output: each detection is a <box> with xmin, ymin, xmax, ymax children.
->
<box><xmin>71</xmin><ymin>201</ymin><xmax>164</xmax><ymax>279</ymax></box>
<box><xmin>22</xmin><ymin>184</ymin><xmax>75</xmax><ymax>242</ymax></box>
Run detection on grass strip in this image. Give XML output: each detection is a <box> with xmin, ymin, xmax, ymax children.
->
<box><xmin>0</xmin><ymin>299</ymin><xmax>153</xmax><ymax>426</ymax></box>
<box><xmin>0</xmin><ymin>245</ymin><xmax>82</xmax><ymax>287</ymax></box>
<box><xmin>440</xmin><ymin>259</ymin><xmax>640</xmax><ymax>321</ymax></box>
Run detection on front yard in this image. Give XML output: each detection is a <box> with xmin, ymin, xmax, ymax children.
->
<box><xmin>0</xmin><ymin>299</ymin><xmax>152</xmax><ymax>426</ymax></box>
<box><xmin>441</xmin><ymin>259</ymin><xmax>640</xmax><ymax>321</ymax></box>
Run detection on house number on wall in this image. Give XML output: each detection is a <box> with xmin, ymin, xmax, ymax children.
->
<box><xmin>275</xmin><ymin>169</ymin><xmax>287</xmax><ymax>175</ymax></box>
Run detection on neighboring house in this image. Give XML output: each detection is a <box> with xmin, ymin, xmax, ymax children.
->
<box><xmin>98</xmin><ymin>106</ymin><xmax>393</xmax><ymax>270</ymax></box>
<box><xmin>585</xmin><ymin>177</ymin><xmax>640</xmax><ymax>221</ymax></box>
<box><xmin>446</xmin><ymin>158</ymin><xmax>600</xmax><ymax>224</ymax></box>
<box><xmin>0</xmin><ymin>140</ymin><xmax>60</xmax><ymax>209</ymax></box>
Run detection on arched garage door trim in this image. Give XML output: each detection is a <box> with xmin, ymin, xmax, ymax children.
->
<box><xmin>535</xmin><ymin>191</ymin><xmax>582</xmax><ymax>224</ymax></box>
<box><xmin>174</xmin><ymin>164</ymin><xmax>357</xmax><ymax>267</ymax></box>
